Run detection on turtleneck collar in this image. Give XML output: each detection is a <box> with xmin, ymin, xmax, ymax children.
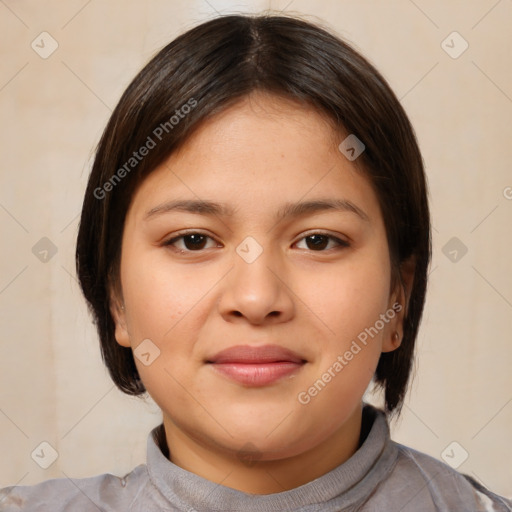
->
<box><xmin>145</xmin><ymin>404</ymin><xmax>398</xmax><ymax>512</ymax></box>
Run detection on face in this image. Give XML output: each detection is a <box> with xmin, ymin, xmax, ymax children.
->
<box><xmin>111</xmin><ymin>92</ymin><xmax>404</xmax><ymax>465</ymax></box>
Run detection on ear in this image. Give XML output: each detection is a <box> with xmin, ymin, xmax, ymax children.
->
<box><xmin>108</xmin><ymin>288</ymin><xmax>131</xmax><ymax>348</ymax></box>
<box><xmin>381</xmin><ymin>256</ymin><xmax>415</xmax><ymax>353</ymax></box>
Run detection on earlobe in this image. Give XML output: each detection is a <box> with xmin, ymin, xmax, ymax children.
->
<box><xmin>109</xmin><ymin>292</ymin><xmax>131</xmax><ymax>348</ymax></box>
<box><xmin>382</xmin><ymin>329</ymin><xmax>402</xmax><ymax>353</ymax></box>
<box><xmin>382</xmin><ymin>257</ymin><xmax>415</xmax><ymax>353</ymax></box>
<box><xmin>390</xmin><ymin>330</ymin><xmax>402</xmax><ymax>349</ymax></box>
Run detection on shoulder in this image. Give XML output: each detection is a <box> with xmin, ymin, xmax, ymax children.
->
<box><xmin>382</xmin><ymin>441</ymin><xmax>512</xmax><ymax>511</ymax></box>
<box><xmin>0</xmin><ymin>464</ymin><xmax>150</xmax><ymax>511</ymax></box>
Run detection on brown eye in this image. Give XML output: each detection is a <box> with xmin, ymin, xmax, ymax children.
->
<box><xmin>164</xmin><ymin>233</ymin><xmax>217</xmax><ymax>252</ymax></box>
<box><xmin>295</xmin><ymin>233</ymin><xmax>349</xmax><ymax>251</ymax></box>
<box><xmin>305</xmin><ymin>234</ymin><xmax>329</xmax><ymax>250</ymax></box>
<box><xmin>182</xmin><ymin>234</ymin><xmax>208</xmax><ymax>250</ymax></box>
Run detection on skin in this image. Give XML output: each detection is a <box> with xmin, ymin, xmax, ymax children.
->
<box><xmin>110</xmin><ymin>92</ymin><xmax>408</xmax><ymax>494</ymax></box>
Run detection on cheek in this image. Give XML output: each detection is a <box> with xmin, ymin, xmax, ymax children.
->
<box><xmin>119</xmin><ymin>247</ymin><xmax>222</xmax><ymax>389</ymax></box>
<box><xmin>302</xmin><ymin>251</ymin><xmax>391</xmax><ymax>342</ymax></box>
<box><xmin>297</xmin><ymin>247</ymin><xmax>391</xmax><ymax>407</ymax></box>
<box><xmin>294</xmin><ymin>259</ymin><xmax>389</xmax><ymax>435</ymax></box>
<box><xmin>121</xmin><ymin>248</ymin><xmax>207</xmax><ymax>339</ymax></box>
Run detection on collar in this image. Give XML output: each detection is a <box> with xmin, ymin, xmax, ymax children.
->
<box><xmin>146</xmin><ymin>404</ymin><xmax>398</xmax><ymax>511</ymax></box>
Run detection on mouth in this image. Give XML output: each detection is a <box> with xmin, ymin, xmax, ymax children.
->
<box><xmin>206</xmin><ymin>344</ymin><xmax>306</xmax><ymax>387</ymax></box>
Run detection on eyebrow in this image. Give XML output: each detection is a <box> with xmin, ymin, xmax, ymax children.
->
<box><xmin>144</xmin><ymin>198</ymin><xmax>370</xmax><ymax>222</ymax></box>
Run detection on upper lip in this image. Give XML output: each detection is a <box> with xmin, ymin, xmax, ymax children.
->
<box><xmin>207</xmin><ymin>344</ymin><xmax>305</xmax><ymax>364</ymax></box>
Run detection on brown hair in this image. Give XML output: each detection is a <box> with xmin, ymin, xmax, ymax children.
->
<box><xmin>76</xmin><ymin>14</ymin><xmax>431</xmax><ymax>414</ymax></box>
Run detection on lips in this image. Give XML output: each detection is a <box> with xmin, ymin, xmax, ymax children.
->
<box><xmin>210</xmin><ymin>362</ymin><xmax>302</xmax><ymax>386</ymax></box>
<box><xmin>207</xmin><ymin>345</ymin><xmax>306</xmax><ymax>386</ymax></box>
<box><xmin>208</xmin><ymin>345</ymin><xmax>305</xmax><ymax>365</ymax></box>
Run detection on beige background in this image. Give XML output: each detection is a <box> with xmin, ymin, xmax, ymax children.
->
<box><xmin>1</xmin><ymin>0</ymin><xmax>511</xmax><ymax>499</ymax></box>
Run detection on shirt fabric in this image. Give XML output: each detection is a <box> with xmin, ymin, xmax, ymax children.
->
<box><xmin>1</xmin><ymin>405</ymin><xmax>510</xmax><ymax>511</ymax></box>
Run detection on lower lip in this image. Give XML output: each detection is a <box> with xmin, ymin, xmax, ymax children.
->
<box><xmin>209</xmin><ymin>362</ymin><xmax>304</xmax><ymax>386</ymax></box>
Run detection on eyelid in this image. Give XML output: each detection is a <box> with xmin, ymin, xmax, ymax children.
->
<box><xmin>294</xmin><ymin>229</ymin><xmax>350</xmax><ymax>242</ymax></box>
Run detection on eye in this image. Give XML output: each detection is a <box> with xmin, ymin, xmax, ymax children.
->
<box><xmin>295</xmin><ymin>233</ymin><xmax>349</xmax><ymax>251</ymax></box>
<box><xmin>163</xmin><ymin>232</ymin><xmax>219</xmax><ymax>252</ymax></box>
<box><xmin>162</xmin><ymin>231</ymin><xmax>349</xmax><ymax>253</ymax></box>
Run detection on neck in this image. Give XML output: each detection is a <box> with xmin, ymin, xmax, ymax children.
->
<box><xmin>161</xmin><ymin>403</ymin><xmax>363</xmax><ymax>494</ymax></box>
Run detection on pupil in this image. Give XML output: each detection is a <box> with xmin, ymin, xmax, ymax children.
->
<box><xmin>185</xmin><ymin>234</ymin><xmax>206</xmax><ymax>250</ymax></box>
<box><xmin>307</xmin><ymin>235</ymin><xmax>328</xmax><ymax>250</ymax></box>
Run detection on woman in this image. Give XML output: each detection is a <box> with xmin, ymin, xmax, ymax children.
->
<box><xmin>2</xmin><ymin>13</ymin><xmax>510</xmax><ymax>511</ymax></box>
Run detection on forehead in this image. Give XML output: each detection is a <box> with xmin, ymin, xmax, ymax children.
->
<box><xmin>170</xmin><ymin>92</ymin><xmax>340</xmax><ymax>167</ymax></box>
<box><xmin>125</xmin><ymin>92</ymin><xmax>381</xmax><ymax>226</ymax></box>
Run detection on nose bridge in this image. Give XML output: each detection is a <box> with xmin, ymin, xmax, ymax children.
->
<box><xmin>219</xmin><ymin>236</ymin><xmax>294</xmax><ymax>323</ymax></box>
<box><xmin>233</xmin><ymin>236</ymin><xmax>282</xmax><ymax>298</ymax></box>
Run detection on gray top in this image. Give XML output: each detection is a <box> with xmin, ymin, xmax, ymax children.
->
<box><xmin>1</xmin><ymin>405</ymin><xmax>510</xmax><ymax>511</ymax></box>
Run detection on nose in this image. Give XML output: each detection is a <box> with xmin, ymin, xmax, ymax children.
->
<box><xmin>217</xmin><ymin>243</ymin><xmax>295</xmax><ymax>326</ymax></box>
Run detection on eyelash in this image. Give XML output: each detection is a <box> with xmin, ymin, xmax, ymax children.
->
<box><xmin>162</xmin><ymin>231</ymin><xmax>350</xmax><ymax>253</ymax></box>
